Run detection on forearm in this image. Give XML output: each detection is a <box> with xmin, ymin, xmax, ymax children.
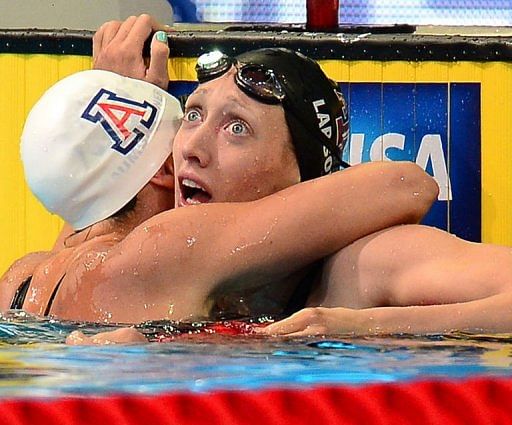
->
<box><xmin>264</xmin><ymin>292</ymin><xmax>512</xmax><ymax>337</ymax></box>
<box><xmin>114</xmin><ymin>161</ymin><xmax>437</xmax><ymax>301</ymax></box>
<box><xmin>262</xmin><ymin>160</ymin><xmax>438</xmax><ymax>261</ymax></box>
<box><xmin>353</xmin><ymin>292</ymin><xmax>512</xmax><ymax>334</ymax></box>
<box><xmin>323</xmin><ymin>161</ymin><xmax>437</xmax><ymax>237</ymax></box>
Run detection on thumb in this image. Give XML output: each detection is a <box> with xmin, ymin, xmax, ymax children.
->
<box><xmin>146</xmin><ymin>31</ymin><xmax>170</xmax><ymax>90</ymax></box>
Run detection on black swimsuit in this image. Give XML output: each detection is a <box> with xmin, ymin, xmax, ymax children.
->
<box><xmin>10</xmin><ymin>275</ymin><xmax>65</xmax><ymax>316</ymax></box>
<box><xmin>10</xmin><ymin>276</ymin><xmax>32</xmax><ymax>310</ymax></box>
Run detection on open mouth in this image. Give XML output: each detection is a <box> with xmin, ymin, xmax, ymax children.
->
<box><xmin>180</xmin><ymin>178</ymin><xmax>212</xmax><ymax>205</ymax></box>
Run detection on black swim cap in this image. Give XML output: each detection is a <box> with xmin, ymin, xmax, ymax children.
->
<box><xmin>235</xmin><ymin>48</ymin><xmax>349</xmax><ymax>181</ymax></box>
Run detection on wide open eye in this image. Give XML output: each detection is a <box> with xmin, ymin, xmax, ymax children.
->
<box><xmin>226</xmin><ymin>120</ymin><xmax>249</xmax><ymax>136</ymax></box>
<box><xmin>184</xmin><ymin>108</ymin><xmax>201</xmax><ymax>122</ymax></box>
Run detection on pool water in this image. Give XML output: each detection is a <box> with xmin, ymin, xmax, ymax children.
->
<box><xmin>0</xmin><ymin>311</ymin><xmax>512</xmax><ymax>398</ymax></box>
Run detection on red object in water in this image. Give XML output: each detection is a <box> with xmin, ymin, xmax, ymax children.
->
<box><xmin>306</xmin><ymin>0</ymin><xmax>339</xmax><ymax>31</ymax></box>
<box><xmin>154</xmin><ymin>320</ymin><xmax>267</xmax><ymax>342</ymax></box>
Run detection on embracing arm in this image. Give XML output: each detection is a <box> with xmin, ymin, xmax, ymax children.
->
<box><xmin>103</xmin><ymin>161</ymin><xmax>436</xmax><ymax>315</ymax></box>
<box><xmin>272</xmin><ymin>224</ymin><xmax>512</xmax><ymax>336</ymax></box>
<box><xmin>261</xmin><ymin>291</ymin><xmax>512</xmax><ymax>336</ymax></box>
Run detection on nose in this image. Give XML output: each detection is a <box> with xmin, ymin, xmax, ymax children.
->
<box><xmin>179</xmin><ymin>122</ymin><xmax>212</xmax><ymax>168</ymax></box>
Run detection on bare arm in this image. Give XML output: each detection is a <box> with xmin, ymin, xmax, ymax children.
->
<box><xmin>261</xmin><ymin>291</ymin><xmax>512</xmax><ymax>336</ymax></box>
<box><xmin>267</xmin><ymin>224</ymin><xmax>512</xmax><ymax>336</ymax></box>
<box><xmin>97</xmin><ymin>160</ymin><xmax>437</xmax><ymax>320</ymax></box>
<box><xmin>66</xmin><ymin>328</ymin><xmax>147</xmax><ymax>345</ymax></box>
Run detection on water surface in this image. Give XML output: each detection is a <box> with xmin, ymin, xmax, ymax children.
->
<box><xmin>0</xmin><ymin>311</ymin><xmax>511</xmax><ymax>398</ymax></box>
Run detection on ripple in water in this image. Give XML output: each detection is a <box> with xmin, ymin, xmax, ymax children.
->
<box><xmin>0</xmin><ymin>311</ymin><xmax>512</xmax><ymax>398</ymax></box>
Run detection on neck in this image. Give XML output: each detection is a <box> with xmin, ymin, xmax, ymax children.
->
<box><xmin>64</xmin><ymin>183</ymin><xmax>174</xmax><ymax>249</ymax></box>
<box><xmin>64</xmin><ymin>219</ymin><xmax>129</xmax><ymax>248</ymax></box>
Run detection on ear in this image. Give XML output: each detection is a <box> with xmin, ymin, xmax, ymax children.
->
<box><xmin>150</xmin><ymin>154</ymin><xmax>174</xmax><ymax>190</ymax></box>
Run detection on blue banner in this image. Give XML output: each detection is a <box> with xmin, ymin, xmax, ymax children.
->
<box><xmin>342</xmin><ymin>82</ymin><xmax>481</xmax><ymax>241</ymax></box>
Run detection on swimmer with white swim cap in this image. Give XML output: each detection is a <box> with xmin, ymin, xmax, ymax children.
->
<box><xmin>22</xmin><ymin>69</ymin><xmax>182</xmax><ymax>230</ymax></box>
<box><xmin>1</xmin><ymin>19</ymin><xmax>439</xmax><ymax>331</ymax></box>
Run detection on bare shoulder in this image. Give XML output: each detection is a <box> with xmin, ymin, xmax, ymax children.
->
<box><xmin>0</xmin><ymin>251</ymin><xmax>53</xmax><ymax>310</ymax></box>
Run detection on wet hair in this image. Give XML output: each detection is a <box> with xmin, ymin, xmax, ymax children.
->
<box><xmin>64</xmin><ymin>196</ymin><xmax>138</xmax><ymax>245</ymax></box>
<box><xmin>111</xmin><ymin>196</ymin><xmax>137</xmax><ymax>220</ymax></box>
<box><xmin>235</xmin><ymin>48</ymin><xmax>349</xmax><ymax>181</ymax></box>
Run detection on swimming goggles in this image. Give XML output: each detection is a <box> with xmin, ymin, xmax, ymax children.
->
<box><xmin>196</xmin><ymin>50</ymin><xmax>285</xmax><ymax>104</ymax></box>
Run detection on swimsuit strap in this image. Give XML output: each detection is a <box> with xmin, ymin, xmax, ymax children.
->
<box><xmin>10</xmin><ymin>276</ymin><xmax>32</xmax><ymax>310</ymax></box>
<box><xmin>44</xmin><ymin>274</ymin><xmax>65</xmax><ymax>317</ymax></box>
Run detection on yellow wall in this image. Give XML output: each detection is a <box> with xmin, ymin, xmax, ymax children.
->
<box><xmin>0</xmin><ymin>54</ymin><xmax>91</xmax><ymax>275</ymax></box>
<box><xmin>0</xmin><ymin>54</ymin><xmax>511</xmax><ymax>276</ymax></box>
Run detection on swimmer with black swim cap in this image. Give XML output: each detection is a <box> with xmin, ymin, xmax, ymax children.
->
<box><xmin>195</xmin><ymin>47</ymin><xmax>350</xmax><ymax>181</ymax></box>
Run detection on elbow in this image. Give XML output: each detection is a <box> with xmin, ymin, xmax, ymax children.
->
<box><xmin>391</xmin><ymin>161</ymin><xmax>439</xmax><ymax>223</ymax></box>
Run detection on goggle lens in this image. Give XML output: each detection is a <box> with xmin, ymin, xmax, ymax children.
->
<box><xmin>236</xmin><ymin>65</ymin><xmax>285</xmax><ymax>104</ymax></box>
<box><xmin>196</xmin><ymin>52</ymin><xmax>285</xmax><ymax>104</ymax></box>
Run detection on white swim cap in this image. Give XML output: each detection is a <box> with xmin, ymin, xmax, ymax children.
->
<box><xmin>21</xmin><ymin>70</ymin><xmax>183</xmax><ymax>230</ymax></box>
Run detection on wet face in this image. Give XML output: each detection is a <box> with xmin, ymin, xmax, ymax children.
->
<box><xmin>173</xmin><ymin>68</ymin><xmax>300</xmax><ymax>207</ymax></box>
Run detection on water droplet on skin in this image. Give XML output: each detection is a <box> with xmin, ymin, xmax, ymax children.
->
<box><xmin>103</xmin><ymin>313</ymin><xmax>113</xmax><ymax>324</ymax></box>
<box><xmin>28</xmin><ymin>287</ymin><xmax>37</xmax><ymax>303</ymax></box>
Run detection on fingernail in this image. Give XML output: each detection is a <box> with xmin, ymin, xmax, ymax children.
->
<box><xmin>155</xmin><ymin>31</ymin><xmax>167</xmax><ymax>42</ymax></box>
